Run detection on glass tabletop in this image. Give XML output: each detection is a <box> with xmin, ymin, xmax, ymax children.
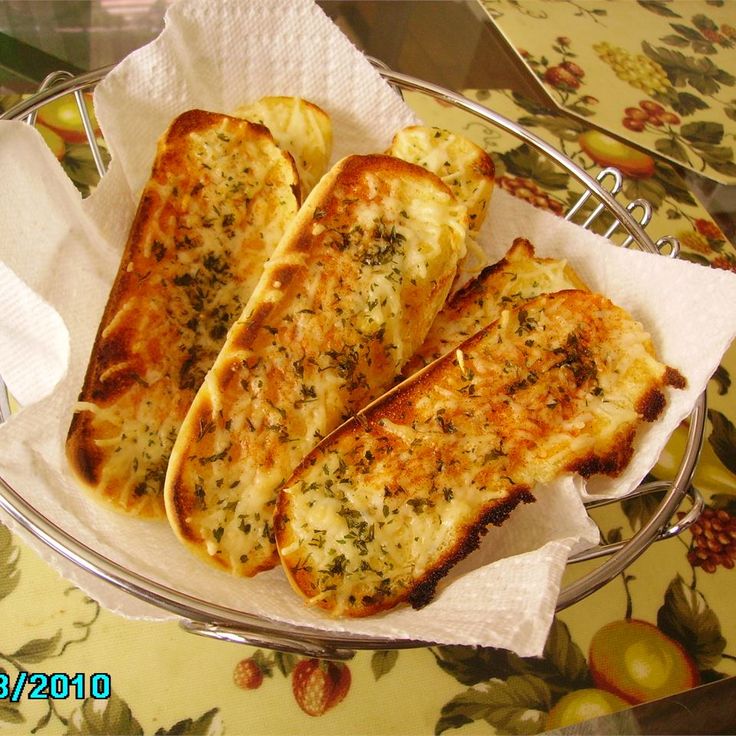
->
<box><xmin>0</xmin><ymin>1</ymin><xmax>541</xmax><ymax>92</ymax></box>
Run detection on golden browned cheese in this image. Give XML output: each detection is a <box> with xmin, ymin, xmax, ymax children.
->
<box><xmin>164</xmin><ymin>154</ymin><xmax>467</xmax><ymax>576</ymax></box>
<box><xmin>275</xmin><ymin>290</ymin><xmax>686</xmax><ymax>617</ymax></box>
<box><xmin>66</xmin><ymin>109</ymin><xmax>301</xmax><ymax>517</ymax></box>
<box><xmin>402</xmin><ymin>237</ymin><xmax>589</xmax><ymax>376</ymax></box>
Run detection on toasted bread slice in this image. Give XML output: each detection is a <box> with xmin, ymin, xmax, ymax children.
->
<box><xmin>164</xmin><ymin>154</ymin><xmax>467</xmax><ymax>576</ymax></box>
<box><xmin>388</xmin><ymin>125</ymin><xmax>494</xmax><ymax>277</ymax></box>
<box><xmin>66</xmin><ymin>109</ymin><xmax>300</xmax><ymax>518</ymax></box>
<box><xmin>402</xmin><ymin>237</ymin><xmax>589</xmax><ymax>376</ymax></box>
<box><xmin>387</xmin><ymin>125</ymin><xmax>494</xmax><ymax>233</ymax></box>
<box><xmin>233</xmin><ymin>96</ymin><xmax>332</xmax><ymax>196</ymax></box>
<box><xmin>275</xmin><ymin>290</ymin><xmax>686</xmax><ymax>617</ymax></box>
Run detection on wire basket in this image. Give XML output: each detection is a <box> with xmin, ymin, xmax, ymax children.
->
<box><xmin>0</xmin><ymin>65</ymin><xmax>706</xmax><ymax>660</ymax></box>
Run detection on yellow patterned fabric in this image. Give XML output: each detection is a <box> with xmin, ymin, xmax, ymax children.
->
<box><xmin>478</xmin><ymin>0</ymin><xmax>736</xmax><ymax>185</ymax></box>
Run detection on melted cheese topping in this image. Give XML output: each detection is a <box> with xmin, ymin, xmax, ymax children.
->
<box><xmin>388</xmin><ymin>125</ymin><xmax>494</xmax><ymax>234</ymax></box>
<box><xmin>66</xmin><ymin>111</ymin><xmax>301</xmax><ymax>517</ymax></box>
<box><xmin>276</xmin><ymin>290</ymin><xmax>678</xmax><ymax>616</ymax></box>
<box><xmin>233</xmin><ymin>96</ymin><xmax>333</xmax><ymax>196</ymax></box>
<box><xmin>165</xmin><ymin>154</ymin><xmax>466</xmax><ymax>576</ymax></box>
<box><xmin>403</xmin><ymin>238</ymin><xmax>588</xmax><ymax>376</ymax></box>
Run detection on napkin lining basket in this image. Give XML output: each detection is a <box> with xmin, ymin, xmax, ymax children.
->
<box><xmin>0</xmin><ymin>65</ymin><xmax>705</xmax><ymax>660</ymax></box>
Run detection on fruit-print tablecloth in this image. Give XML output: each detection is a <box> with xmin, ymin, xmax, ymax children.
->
<box><xmin>2</xmin><ymin>76</ymin><xmax>736</xmax><ymax>736</ymax></box>
<box><xmin>478</xmin><ymin>0</ymin><xmax>736</xmax><ymax>185</ymax></box>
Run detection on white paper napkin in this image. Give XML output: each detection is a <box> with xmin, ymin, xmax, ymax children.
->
<box><xmin>0</xmin><ymin>0</ymin><xmax>735</xmax><ymax>655</ymax></box>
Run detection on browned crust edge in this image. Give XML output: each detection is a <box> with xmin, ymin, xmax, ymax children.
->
<box><xmin>277</xmin><ymin>288</ymin><xmax>689</xmax><ymax>615</ymax></box>
<box><xmin>406</xmin><ymin>486</ymin><xmax>535</xmax><ymax>610</ymax></box>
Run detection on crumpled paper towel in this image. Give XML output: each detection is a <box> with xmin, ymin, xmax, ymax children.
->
<box><xmin>0</xmin><ymin>0</ymin><xmax>735</xmax><ymax>655</ymax></box>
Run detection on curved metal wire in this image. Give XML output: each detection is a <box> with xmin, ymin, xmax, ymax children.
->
<box><xmin>377</xmin><ymin>69</ymin><xmax>664</xmax><ymax>255</ymax></box>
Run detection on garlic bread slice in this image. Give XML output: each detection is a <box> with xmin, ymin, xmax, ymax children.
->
<box><xmin>275</xmin><ymin>290</ymin><xmax>685</xmax><ymax>617</ymax></box>
<box><xmin>387</xmin><ymin>125</ymin><xmax>494</xmax><ymax>234</ymax></box>
<box><xmin>233</xmin><ymin>96</ymin><xmax>332</xmax><ymax>196</ymax></box>
<box><xmin>402</xmin><ymin>237</ymin><xmax>589</xmax><ymax>376</ymax></box>
<box><xmin>164</xmin><ymin>154</ymin><xmax>467</xmax><ymax>576</ymax></box>
<box><xmin>66</xmin><ymin>109</ymin><xmax>300</xmax><ymax>518</ymax></box>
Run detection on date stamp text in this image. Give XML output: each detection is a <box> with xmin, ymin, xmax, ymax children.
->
<box><xmin>0</xmin><ymin>672</ymin><xmax>111</xmax><ymax>702</ymax></box>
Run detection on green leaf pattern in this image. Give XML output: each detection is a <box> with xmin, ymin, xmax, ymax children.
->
<box><xmin>657</xmin><ymin>575</ymin><xmax>726</xmax><ymax>670</ymax></box>
<box><xmin>66</xmin><ymin>691</ymin><xmax>143</xmax><ymax>736</ymax></box>
<box><xmin>638</xmin><ymin>0</ymin><xmax>682</xmax><ymax>19</ymax></box>
<box><xmin>155</xmin><ymin>708</ymin><xmax>222</xmax><ymax>735</ymax></box>
<box><xmin>0</xmin><ymin>702</ymin><xmax>25</xmax><ymax>725</ymax></box>
<box><xmin>707</xmin><ymin>409</ymin><xmax>736</xmax><ymax>475</ymax></box>
<box><xmin>436</xmin><ymin>676</ymin><xmax>551</xmax><ymax>736</ymax></box>
<box><xmin>371</xmin><ymin>650</ymin><xmax>399</xmax><ymax>680</ymax></box>
<box><xmin>0</xmin><ymin>522</ymin><xmax>20</xmax><ymax>602</ymax></box>
<box><xmin>11</xmin><ymin>631</ymin><xmax>63</xmax><ymax>664</ymax></box>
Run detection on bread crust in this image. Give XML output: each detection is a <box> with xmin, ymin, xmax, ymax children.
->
<box><xmin>164</xmin><ymin>153</ymin><xmax>467</xmax><ymax>576</ymax></box>
<box><xmin>66</xmin><ymin>109</ymin><xmax>300</xmax><ymax>517</ymax></box>
<box><xmin>275</xmin><ymin>290</ymin><xmax>685</xmax><ymax>617</ymax></box>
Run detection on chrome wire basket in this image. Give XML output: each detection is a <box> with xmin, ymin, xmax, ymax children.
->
<box><xmin>0</xmin><ymin>65</ymin><xmax>705</xmax><ymax>659</ymax></box>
